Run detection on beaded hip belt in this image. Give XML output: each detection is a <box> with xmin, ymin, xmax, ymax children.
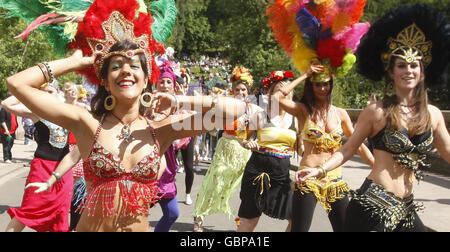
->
<box><xmin>349</xmin><ymin>179</ymin><xmax>424</xmax><ymax>232</ymax></box>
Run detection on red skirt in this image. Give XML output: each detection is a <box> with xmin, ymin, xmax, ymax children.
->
<box><xmin>8</xmin><ymin>157</ymin><xmax>73</xmax><ymax>232</ymax></box>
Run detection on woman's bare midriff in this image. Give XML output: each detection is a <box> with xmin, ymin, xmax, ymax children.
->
<box><xmin>75</xmin><ymin>184</ymin><xmax>151</xmax><ymax>232</ymax></box>
<box><xmin>367</xmin><ymin>150</ymin><xmax>415</xmax><ymax>198</ymax></box>
<box><xmin>299</xmin><ymin>142</ymin><xmax>336</xmax><ymax>168</ymax></box>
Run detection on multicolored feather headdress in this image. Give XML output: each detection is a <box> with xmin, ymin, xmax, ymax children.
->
<box><xmin>266</xmin><ymin>0</ymin><xmax>370</xmax><ymax>81</ymax></box>
<box><xmin>1</xmin><ymin>0</ymin><xmax>178</xmax><ymax>86</ymax></box>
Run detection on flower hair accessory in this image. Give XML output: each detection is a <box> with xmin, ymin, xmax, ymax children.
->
<box><xmin>262</xmin><ymin>70</ymin><xmax>294</xmax><ymax>89</ymax></box>
<box><xmin>230</xmin><ymin>66</ymin><xmax>254</xmax><ymax>87</ymax></box>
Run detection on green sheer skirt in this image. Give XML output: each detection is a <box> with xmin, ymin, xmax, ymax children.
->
<box><xmin>193</xmin><ymin>137</ymin><xmax>251</xmax><ymax>219</ymax></box>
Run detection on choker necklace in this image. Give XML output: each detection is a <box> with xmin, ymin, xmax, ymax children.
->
<box><xmin>111</xmin><ymin>113</ymin><xmax>140</xmax><ymax>143</ymax></box>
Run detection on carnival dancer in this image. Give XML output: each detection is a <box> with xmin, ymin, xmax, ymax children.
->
<box><xmin>1</xmin><ymin>84</ymin><xmax>73</xmax><ymax>232</ymax></box>
<box><xmin>193</xmin><ymin>67</ymin><xmax>260</xmax><ymax>232</ymax></box>
<box><xmin>11</xmin><ymin>0</ymin><xmax>251</xmax><ymax>232</ymax></box>
<box><xmin>296</xmin><ymin>4</ymin><xmax>450</xmax><ymax>232</ymax></box>
<box><xmin>273</xmin><ymin>64</ymin><xmax>374</xmax><ymax>232</ymax></box>
<box><xmin>153</xmin><ymin>62</ymin><xmax>180</xmax><ymax>232</ymax></box>
<box><xmin>236</xmin><ymin>70</ymin><xmax>297</xmax><ymax>232</ymax></box>
<box><xmin>266</xmin><ymin>0</ymin><xmax>375</xmax><ymax>232</ymax></box>
<box><xmin>62</xmin><ymin>81</ymin><xmax>88</xmax><ymax>230</ymax></box>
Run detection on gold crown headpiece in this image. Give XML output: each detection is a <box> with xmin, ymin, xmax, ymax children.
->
<box><xmin>87</xmin><ymin>11</ymin><xmax>152</xmax><ymax>83</ymax></box>
<box><xmin>381</xmin><ymin>23</ymin><xmax>432</xmax><ymax>70</ymax></box>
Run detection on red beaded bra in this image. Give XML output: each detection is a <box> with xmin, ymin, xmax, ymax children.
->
<box><xmin>79</xmin><ymin>115</ymin><xmax>161</xmax><ymax>216</ymax></box>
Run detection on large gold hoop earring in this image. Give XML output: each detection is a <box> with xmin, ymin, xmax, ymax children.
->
<box><xmin>140</xmin><ymin>92</ymin><xmax>153</xmax><ymax>108</ymax></box>
<box><xmin>104</xmin><ymin>95</ymin><xmax>116</xmax><ymax>111</ymax></box>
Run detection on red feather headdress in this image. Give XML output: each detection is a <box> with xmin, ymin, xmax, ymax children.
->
<box><xmin>68</xmin><ymin>0</ymin><xmax>164</xmax><ymax>86</ymax></box>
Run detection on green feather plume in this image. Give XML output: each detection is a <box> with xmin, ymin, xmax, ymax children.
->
<box><xmin>149</xmin><ymin>0</ymin><xmax>177</xmax><ymax>43</ymax></box>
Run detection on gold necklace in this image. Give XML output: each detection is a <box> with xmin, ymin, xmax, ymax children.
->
<box><xmin>111</xmin><ymin>113</ymin><xmax>140</xmax><ymax>143</ymax></box>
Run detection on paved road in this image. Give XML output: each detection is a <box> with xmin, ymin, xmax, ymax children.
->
<box><xmin>1</xmin><ymin>141</ymin><xmax>449</xmax><ymax>232</ymax></box>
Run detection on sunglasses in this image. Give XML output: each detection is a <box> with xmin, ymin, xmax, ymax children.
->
<box><xmin>312</xmin><ymin>82</ymin><xmax>330</xmax><ymax>88</ymax></box>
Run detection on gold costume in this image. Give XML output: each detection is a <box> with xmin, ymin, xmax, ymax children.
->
<box><xmin>296</xmin><ymin>109</ymin><xmax>349</xmax><ymax>212</ymax></box>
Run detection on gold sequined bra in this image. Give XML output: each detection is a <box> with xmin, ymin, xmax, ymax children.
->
<box><xmin>370</xmin><ymin>127</ymin><xmax>433</xmax><ymax>180</ymax></box>
<box><xmin>301</xmin><ymin>114</ymin><xmax>343</xmax><ymax>153</ymax></box>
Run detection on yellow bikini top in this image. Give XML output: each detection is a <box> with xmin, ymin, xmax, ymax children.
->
<box><xmin>257</xmin><ymin>127</ymin><xmax>297</xmax><ymax>158</ymax></box>
<box><xmin>301</xmin><ymin>107</ymin><xmax>343</xmax><ymax>153</ymax></box>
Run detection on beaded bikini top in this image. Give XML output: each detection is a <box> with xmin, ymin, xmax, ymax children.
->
<box><xmin>80</xmin><ymin>115</ymin><xmax>161</xmax><ymax>216</ymax></box>
<box><xmin>301</xmin><ymin>108</ymin><xmax>344</xmax><ymax>153</ymax></box>
<box><xmin>370</xmin><ymin>126</ymin><xmax>433</xmax><ymax>180</ymax></box>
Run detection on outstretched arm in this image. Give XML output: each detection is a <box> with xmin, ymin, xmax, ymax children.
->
<box><xmin>26</xmin><ymin>146</ymin><xmax>82</xmax><ymax>193</ymax></box>
<box><xmin>339</xmin><ymin>108</ymin><xmax>374</xmax><ymax>168</ymax></box>
<box><xmin>1</xmin><ymin>96</ymin><xmax>39</xmax><ymax>122</ymax></box>
<box><xmin>429</xmin><ymin>105</ymin><xmax>450</xmax><ymax>163</ymax></box>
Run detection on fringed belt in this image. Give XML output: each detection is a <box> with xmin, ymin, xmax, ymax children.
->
<box><xmin>349</xmin><ymin>179</ymin><xmax>424</xmax><ymax>232</ymax></box>
<box><xmin>295</xmin><ymin>165</ymin><xmax>349</xmax><ymax>213</ymax></box>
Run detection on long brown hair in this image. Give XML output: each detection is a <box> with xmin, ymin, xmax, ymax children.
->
<box><xmin>383</xmin><ymin>57</ymin><xmax>431</xmax><ymax>135</ymax></box>
<box><xmin>300</xmin><ymin>78</ymin><xmax>333</xmax><ymax>119</ymax></box>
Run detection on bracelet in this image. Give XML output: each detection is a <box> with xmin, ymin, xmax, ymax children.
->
<box><xmin>37</xmin><ymin>63</ymin><xmax>50</xmax><ymax>83</ymax></box>
<box><xmin>169</xmin><ymin>94</ymin><xmax>180</xmax><ymax>113</ymax></box>
<box><xmin>37</xmin><ymin>62</ymin><xmax>55</xmax><ymax>83</ymax></box>
<box><xmin>52</xmin><ymin>171</ymin><xmax>62</xmax><ymax>181</ymax></box>
<box><xmin>317</xmin><ymin>165</ymin><xmax>327</xmax><ymax>180</ymax></box>
<box><xmin>43</xmin><ymin>62</ymin><xmax>55</xmax><ymax>83</ymax></box>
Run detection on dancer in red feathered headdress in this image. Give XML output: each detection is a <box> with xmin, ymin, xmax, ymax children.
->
<box><xmin>5</xmin><ymin>0</ymin><xmax>259</xmax><ymax>232</ymax></box>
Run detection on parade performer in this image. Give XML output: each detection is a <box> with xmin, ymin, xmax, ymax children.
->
<box><xmin>267</xmin><ymin>0</ymin><xmax>374</xmax><ymax>232</ymax></box>
<box><xmin>1</xmin><ymin>85</ymin><xmax>73</xmax><ymax>232</ymax></box>
<box><xmin>296</xmin><ymin>4</ymin><xmax>450</xmax><ymax>232</ymax></box>
<box><xmin>192</xmin><ymin>67</ymin><xmax>260</xmax><ymax>232</ymax></box>
<box><xmin>7</xmin><ymin>0</ymin><xmax>252</xmax><ymax>232</ymax></box>
<box><xmin>237</xmin><ymin>70</ymin><xmax>297</xmax><ymax>232</ymax></box>
<box><xmin>153</xmin><ymin>62</ymin><xmax>180</xmax><ymax>232</ymax></box>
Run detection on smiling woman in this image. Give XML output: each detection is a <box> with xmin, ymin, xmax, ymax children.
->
<box><xmin>5</xmin><ymin>0</ymin><xmax>251</xmax><ymax>232</ymax></box>
<box><xmin>295</xmin><ymin>4</ymin><xmax>450</xmax><ymax>232</ymax></box>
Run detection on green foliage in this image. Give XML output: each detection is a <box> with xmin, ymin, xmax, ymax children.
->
<box><xmin>0</xmin><ymin>11</ymin><xmax>81</xmax><ymax>99</ymax></box>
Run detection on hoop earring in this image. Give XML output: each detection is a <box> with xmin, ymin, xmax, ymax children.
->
<box><xmin>104</xmin><ymin>95</ymin><xmax>116</xmax><ymax>111</ymax></box>
<box><xmin>140</xmin><ymin>92</ymin><xmax>153</xmax><ymax>108</ymax></box>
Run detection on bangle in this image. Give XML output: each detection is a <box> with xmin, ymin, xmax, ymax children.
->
<box><xmin>37</xmin><ymin>63</ymin><xmax>49</xmax><ymax>83</ymax></box>
<box><xmin>317</xmin><ymin>165</ymin><xmax>327</xmax><ymax>180</ymax></box>
<box><xmin>52</xmin><ymin>171</ymin><xmax>62</xmax><ymax>181</ymax></box>
<box><xmin>172</xmin><ymin>94</ymin><xmax>180</xmax><ymax>112</ymax></box>
<box><xmin>43</xmin><ymin>62</ymin><xmax>55</xmax><ymax>83</ymax></box>
<box><xmin>37</xmin><ymin>62</ymin><xmax>55</xmax><ymax>83</ymax></box>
